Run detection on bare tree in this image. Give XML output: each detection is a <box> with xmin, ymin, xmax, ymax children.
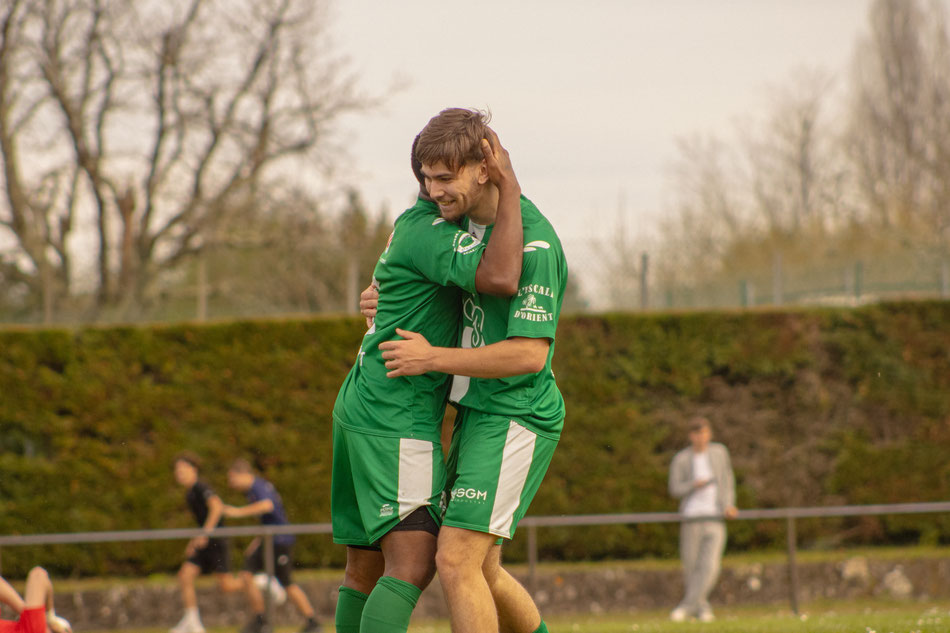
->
<box><xmin>743</xmin><ymin>70</ymin><xmax>852</xmax><ymax>237</ymax></box>
<box><xmin>845</xmin><ymin>0</ymin><xmax>950</xmax><ymax>241</ymax></box>
<box><xmin>656</xmin><ymin>134</ymin><xmax>747</xmax><ymax>286</ymax></box>
<box><xmin>0</xmin><ymin>0</ymin><xmax>366</xmax><ymax>322</ymax></box>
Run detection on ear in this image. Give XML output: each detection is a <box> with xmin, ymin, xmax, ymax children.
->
<box><xmin>476</xmin><ymin>159</ymin><xmax>490</xmax><ymax>185</ymax></box>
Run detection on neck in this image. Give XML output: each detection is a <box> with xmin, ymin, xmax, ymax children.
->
<box><xmin>467</xmin><ymin>184</ymin><xmax>500</xmax><ymax>225</ymax></box>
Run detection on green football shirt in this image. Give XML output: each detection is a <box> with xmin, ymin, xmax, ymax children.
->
<box><xmin>449</xmin><ymin>195</ymin><xmax>567</xmax><ymax>439</ymax></box>
<box><xmin>334</xmin><ymin>197</ymin><xmax>485</xmax><ymax>442</ymax></box>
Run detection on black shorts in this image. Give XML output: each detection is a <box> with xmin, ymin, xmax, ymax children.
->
<box><xmin>244</xmin><ymin>541</ymin><xmax>294</xmax><ymax>588</ymax></box>
<box><xmin>187</xmin><ymin>537</ymin><xmax>231</xmax><ymax>574</ymax></box>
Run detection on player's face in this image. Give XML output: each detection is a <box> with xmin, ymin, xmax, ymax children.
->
<box><xmin>421</xmin><ymin>160</ymin><xmax>487</xmax><ymax>222</ymax></box>
<box><xmin>174</xmin><ymin>460</ymin><xmax>197</xmax><ymax>487</ymax></box>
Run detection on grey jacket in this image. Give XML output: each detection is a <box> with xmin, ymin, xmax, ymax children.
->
<box><xmin>668</xmin><ymin>442</ymin><xmax>736</xmax><ymax>516</ymax></box>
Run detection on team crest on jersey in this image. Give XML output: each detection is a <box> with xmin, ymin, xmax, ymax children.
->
<box><xmin>453</xmin><ymin>230</ymin><xmax>481</xmax><ymax>254</ymax></box>
<box><xmin>514</xmin><ymin>289</ymin><xmax>554</xmax><ymax>322</ymax></box>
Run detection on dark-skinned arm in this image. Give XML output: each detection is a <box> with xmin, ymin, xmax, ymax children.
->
<box><xmin>473</xmin><ymin>128</ymin><xmax>523</xmax><ymax>297</ymax></box>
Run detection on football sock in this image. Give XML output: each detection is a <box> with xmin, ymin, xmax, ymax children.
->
<box><xmin>531</xmin><ymin>620</ymin><xmax>549</xmax><ymax>633</ymax></box>
<box><xmin>360</xmin><ymin>576</ymin><xmax>422</xmax><ymax>633</ymax></box>
<box><xmin>334</xmin><ymin>586</ymin><xmax>368</xmax><ymax>633</ymax></box>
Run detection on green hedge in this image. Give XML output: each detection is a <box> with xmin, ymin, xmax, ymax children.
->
<box><xmin>1</xmin><ymin>303</ymin><xmax>949</xmax><ymax>576</ymax></box>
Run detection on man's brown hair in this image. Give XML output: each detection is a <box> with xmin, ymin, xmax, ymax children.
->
<box><xmin>414</xmin><ymin>108</ymin><xmax>491</xmax><ymax>173</ymax></box>
<box><xmin>688</xmin><ymin>416</ymin><xmax>711</xmax><ymax>432</ymax></box>
<box><xmin>174</xmin><ymin>451</ymin><xmax>201</xmax><ymax>470</ymax></box>
<box><xmin>229</xmin><ymin>457</ymin><xmax>255</xmax><ymax>474</ymax></box>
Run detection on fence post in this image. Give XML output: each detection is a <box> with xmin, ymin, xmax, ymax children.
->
<box><xmin>740</xmin><ymin>280</ymin><xmax>754</xmax><ymax>307</ymax></box>
<box><xmin>786</xmin><ymin>516</ymin><xmax>800</xmax><ymax>616</ymax></box>
<box><xmin>640</xmin><ymin>252</ymin><xmax>649</xmax><ymax>310</ymax></box>
<box><xmin>854</xmin><ymin>261</ymin><xmax>864</xmax><ymax>302</ymax></box>
<box><xmin>263</xmin><ymin>533</ymin><xmax>276</xmax><ymax>623</ymax></box>
<box><xmin>942</xmin><ymin>260</ymin><xmax>949</xmax><ymax>298</ymax></box>
<box><xmin>772</xmin><ymin>251</ymin><xmax>783</xmax><ymax>305</ymax></box>
<box><xmin>527</xmin><ymin>525</ymin><xmax>538</xmax><ymax>593</ymax></box>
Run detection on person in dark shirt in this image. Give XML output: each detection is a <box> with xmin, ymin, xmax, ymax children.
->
<box><xmin>170</xmin><ymin>452</ymin><xmax>242</xmax><ymax>633</ymax></box>
<box><xmin>224</xmin><ymin>458</ymin><xmax>321</xmax><ymax>633</ymax></box>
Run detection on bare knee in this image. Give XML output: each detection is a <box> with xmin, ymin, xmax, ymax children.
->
<box><xmin>27</xmin><ymin>567</ymin><xmax>49</xmax><ymax>584</ymax></box>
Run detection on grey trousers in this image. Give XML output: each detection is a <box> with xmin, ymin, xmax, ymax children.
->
<box><xmin>676</xmin><ymin>519</ymin><xmax>726</xmax><ymax>615</ymax></box>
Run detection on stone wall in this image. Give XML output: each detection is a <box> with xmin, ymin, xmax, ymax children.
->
<box><xmin>29</xmin><ymin>554</ymin><xmax>950</xmax><ymax>629</ymax></box>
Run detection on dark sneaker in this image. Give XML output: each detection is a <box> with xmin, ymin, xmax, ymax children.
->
<box><xmin>240</xmin><ymin>614</ymin><xmax>269</xmax><ymax>633</ymax></box>
<box><xmin>299</xmin><ymin>617</ymin><xmax>322</xmax><ymax>633</ymax></box>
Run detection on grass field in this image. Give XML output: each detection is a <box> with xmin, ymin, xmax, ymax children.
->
<box><xmin>84</xmin><ymin>601</ymin><xmax>950</xmax><ymax>633</ymax></box>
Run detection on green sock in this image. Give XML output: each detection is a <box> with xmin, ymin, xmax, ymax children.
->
<box><xmin>532</xmin><ymin>620</ymin><xmax>549</xmax><ymax>633</ymax></box>
<box><xmin>360</xmin><ymin>575</ymin><xmax>422</xmax><ymax>633</ymax></box>
<box><xmin>334</xmin><ymin>585</ymin><xmax>369</xmax><ymax>633</ymax></box>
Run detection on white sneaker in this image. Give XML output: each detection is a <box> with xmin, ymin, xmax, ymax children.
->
<box><xmin>253</xmin><ymin>573</ymin><xmax>287</xmax><ymax>606</ymax></box>
<box><xmin>670</xmin><ymin>607</ymin><xmax>688</xmax><ymax>622</ymax></box>
<box><xmin>170</xmin><ymin>615</ymin><xmax>206</xmax><ymax>633</ymax></box>
<box><xmin>698</xmin><ymin>610</ymin><xmax>715</xmax><ymax>622</ymax></box>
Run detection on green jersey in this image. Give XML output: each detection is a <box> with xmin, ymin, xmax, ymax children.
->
<box><xmin>449</xmin><ymin>196</ymin><xmax>567</xmax><ymax>439</ymax></box>
<box><xmin>334</xmin><ymin>197</ymin><xmax>485</xmax><ymax>442</ymax></box>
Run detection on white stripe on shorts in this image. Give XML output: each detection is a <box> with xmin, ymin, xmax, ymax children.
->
<box><xmin>490</xmin><ymin>420</ymin><xmax>537</xmax><ymax>537</ymax></box>
<box><xmin>398</xmin><ymin>438</ymin><xmax>433</xmax><ymax>520</ymax></box>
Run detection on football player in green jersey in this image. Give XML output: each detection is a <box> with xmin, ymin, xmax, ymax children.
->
<box><xmin>332</xmin><ymin>109</ymin><xmax>524</xmax><ymax>633</ymax></box>
<box><xmin>373</xmin><ymin>125</ymin><xmax>566</xmax><ymax>633</ymax></box>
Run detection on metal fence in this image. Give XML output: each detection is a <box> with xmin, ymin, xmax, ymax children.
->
<box><xmin>2</xmin><ymin>500</ymin><xmax>949</xmax><ymax>620</ymax></box>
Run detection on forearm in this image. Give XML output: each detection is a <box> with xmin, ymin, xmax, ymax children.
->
<box><xmin>204</xmin><ymin>497</ymin><xmax>224</xmax><ymax>532</ymax></box>
<box><xmin>475</xmin><ymin>182</ymin><xmax>523</xmax><ymax>296</ymax></box>
<box><xmin>429</xmin><ymin>337</ymin><xmax>547</xmax><ymax>378</ymax></box>
<box><xmin>232</xmin><ymin>500</ymin><xmax>273</xmax><ymax>518</ymax></box>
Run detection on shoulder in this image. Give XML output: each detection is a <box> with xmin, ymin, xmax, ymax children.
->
<box><xmin>520</xmin><ymin>196</ymin><xmax>564</xmax><ymax>254</ymax></box>
<box><xmin>395</xmin><ymin>198</ymin><xmax>440</xmax><ymax>229</ymax></box>
<box><xmin>671</xmin><ymin>447</ymin><xmax>691</xmax><ymax>464</ymax></box>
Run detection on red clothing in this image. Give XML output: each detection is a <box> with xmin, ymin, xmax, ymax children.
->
<box><xmin>0</xmin><ymin>607</ymin><xmax>46</xmax><ymax>633</ymax></box>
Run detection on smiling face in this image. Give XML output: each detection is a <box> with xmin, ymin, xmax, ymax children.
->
<box><xmin>421</xmin><ymin>159</ymin><xmax>488</xmax><ymax>223</ymax></box>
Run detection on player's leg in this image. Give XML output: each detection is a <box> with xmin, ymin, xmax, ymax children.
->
<box><xmin>440</xmin><ymin>412</ymin><xmax>557</xmax><ymax>633</ymax></box>
<box><xmin>332</xmin><ymin>419</ymin><xmax>384</xmax><ymax>632</ymax></box>
<box><xmin>170</xmin><ymin>560</ymin><xmax>205</xmax><ymax>633</ymax></box>
<box><xmin>437</xmin><ymin>526</ymin><xmax>498</xmax><ymax>633</ymax></box>
<box><xmin>177</xmin><ymin>561</ymin><xmax>201</xmax><ymax>609</ymax></box>
<box><xmin>20</xmin><ymin>566</ymin><xmax>64</xmax><ymax>633</ymax></box>
<box><xmin>336</xmin><ymin>423</ymin><xmax>445</xmax><ymax>633</ymax></box>
<box><xmin>239</xmin><ymin>541</ymin><xmax>268</xmax><ymax>633</ymax></box>
<box><xmin>0</xmin><ymin>574</ymin><xmax>26</xmax><ymax>614</ymax></box>
<box><xmin>336</xmin><ymin>546</ymin><xmax>384</xmax><ymax>633</ymax></box>
<box><xmin>21</xmin><ymin>566</ymin><xmax>51</xmax><ymax>609</ymax></box>
<box><xmin>210</xmin><ymin>538</ymin><xmax>242</xmax><ymax>593</ymax></box>
<box><xmin>271</xmin><ymin>545</ymin><xmax>320</xmax><ymax>632</ymax></box>
<box><xmin>360</xmin><ymin>509</ymin><xmax>440</xmax><ymax>633</ymax></box>
<box><xmin>482</xmin><ymin>546</ymin><xmax>544</xmax><ymax>633</ymax></box>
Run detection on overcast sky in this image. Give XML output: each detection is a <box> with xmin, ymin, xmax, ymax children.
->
<box><xmin>327</xmin><ymin>1</ymin><xmax>893</xmax><ymax>299</ymax></box>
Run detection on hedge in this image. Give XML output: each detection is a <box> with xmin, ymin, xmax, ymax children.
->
<box><xmin>1</xmin><ymin>302</ymin><xmax>949</xmax><ymax>576</ymax></box>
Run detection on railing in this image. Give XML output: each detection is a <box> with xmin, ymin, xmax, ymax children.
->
<box><xmin>2</xmin><ymin>501</ymin><xmax>950</xmax><ymax>619</ymax></box>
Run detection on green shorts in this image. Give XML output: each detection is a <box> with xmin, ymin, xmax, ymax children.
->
<box><xmin>443</xmin><ymin>408</ymin><xmax>558</xmax><ymax>540</ymax></box>
<box><xmin>331</xmin><ymin>417</ymin><xmax>446</xmax><ymax>546</ymax></box>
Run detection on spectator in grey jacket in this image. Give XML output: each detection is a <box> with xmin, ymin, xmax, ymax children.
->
<box><xmin>668</xmin><ymin>416</ymin><xmax>737</xmax><ymax>622</ymax></box>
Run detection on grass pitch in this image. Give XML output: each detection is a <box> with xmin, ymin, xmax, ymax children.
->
<box><xmin>88</xmin><ymin>601</ymin><xmax>950</xmax><ymax>632</ymax></box>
